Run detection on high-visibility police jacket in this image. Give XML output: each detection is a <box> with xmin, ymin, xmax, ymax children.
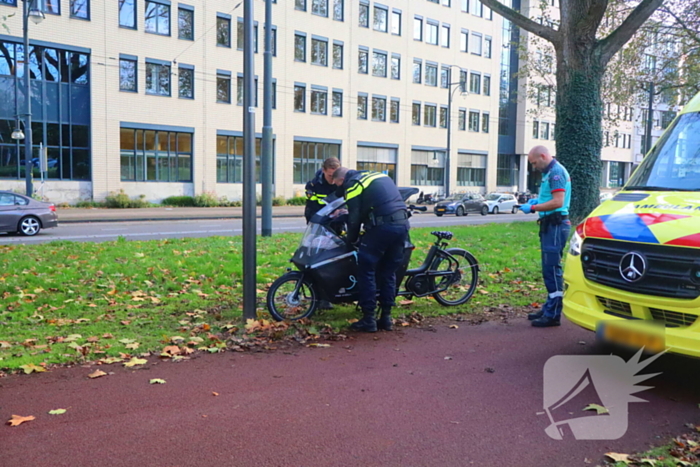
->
<box><xmin>340</xmin><ymin>170</ymin><xmax>406</xmax><ymax>244</ymax></box>
<box><xmin>304</xmin><ymin>169</ymin><xmax>338</xmax><ymax>223</ymax></box>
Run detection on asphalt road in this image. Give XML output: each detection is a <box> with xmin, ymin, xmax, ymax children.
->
<box><xmin>2</xmin><ymin>318</ymin><xmax>698</xmax><ymax>467</ymax></box>
<box><xmin>0</xmin><ymin>212</ymin><xmax>535</xmax><ymax>244</ymax></box>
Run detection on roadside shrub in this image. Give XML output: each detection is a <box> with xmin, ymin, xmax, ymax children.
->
<box><xmin>272</xmin><ymin>196</ymin><xmax>286</xmax><ymax>206</ymax></box>
<box><xmin>286</xmin><ymin>196</ymin><xmax>307</xmax><ymax>206</ymax></box>
<box><xmin>104</xmin><ymin>190</ymin><xmax>149</xmax><ymax>208</ymax></box>
<box><xmin>162</xmin><ymin>196</ymin><xmax>196</xmax><ymax>207</ymax></box>
<box><xmin>74</xmin><ymin>200</ymin><xmax>101</xmax><ymax>208</ymax></box>
<box><xmin>193</xmin><ymin>191</ymin><xmax>219</xmax><ymax>207</ymax></box>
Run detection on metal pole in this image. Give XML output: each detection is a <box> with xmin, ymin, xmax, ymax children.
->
<box><xmin>261</xmin><ymin>0</ymin><xmax>273</xmax><ymax>237</ymax></box>
<box><xmin>23</xmin><ymin>0</ymin><xmax>33</xmax><ymax>197</ymax></box>
<box><xmin>242</xmin><ymin>0</ymin><xmax>257</xmax><ymax>321</ymax></box>
<box><xmin>445</xmin><ymin>80</ymin><xmax>452</xmax><ymax>198</ymax></box>
<box><xmin>645</xmin><ymin>81</ymin><xmax>654</xmax><ymax>155</ymax></box>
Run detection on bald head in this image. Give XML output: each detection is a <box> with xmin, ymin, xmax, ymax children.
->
<box><xmin>528</xmin><ymin>145</ymin><xmax>554</xmax><ymax>172</ymax></box>
<box><xmin>332</xmin><ymin>166</ymin><xmax>350</xmax><ymax>186</ymax></box>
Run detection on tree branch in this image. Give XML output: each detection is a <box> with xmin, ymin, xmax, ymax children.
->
<box><xmin>480</xmin><ymin>0</ymin><xmax>560</xmax><ymax>44</ymax></box>
<box><xmin>598</xmin><ymin>0</ymin><xmax>664</xmax><ymax>64</ymax></box>
<box><xmin>659</xmin><ymin>4</ymin><xmax>700</xmax><ymax>48</ymax></box>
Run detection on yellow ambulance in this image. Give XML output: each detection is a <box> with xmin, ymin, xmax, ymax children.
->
<box><xmin>563</xmin><ymin>91</ymin><xmax>700</xmax><ymax>357</ymax></box>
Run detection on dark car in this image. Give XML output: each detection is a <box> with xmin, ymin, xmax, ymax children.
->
<box><xmin>0</xmin><ymin>191</ymin><xmax>58</xmax><ymax>236</ymax></box>
<box><xmin>434</xmin><ymin>193</ymin><xmax>489</xmax><ymax>217</ymax></box>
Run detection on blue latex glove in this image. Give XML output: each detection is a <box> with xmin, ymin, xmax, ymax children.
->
<box><xmin>519</xmin><ymin>203</ymin><xmax>535</xmax><ymax>214</ymax></box>
<box><xmin>527</xmin><ymin>198</ymin><xmax>539</xmax><ymax>205</ymax></box>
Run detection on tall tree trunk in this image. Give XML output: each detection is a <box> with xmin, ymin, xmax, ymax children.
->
<box><xmin>555</xmin><ymin>49</ymin><xmax>604</xmax><ymax>225</ymax></box>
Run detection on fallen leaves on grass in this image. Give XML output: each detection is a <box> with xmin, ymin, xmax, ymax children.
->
<box><xmin>7</xmin><ymin>415</ymin><xmax>35</xmax><ymax>426</ymax></box>
<box><xmin>20</xmin><ymin>364</ymin><xmax>46</xmax><ymax>374</ymax></box>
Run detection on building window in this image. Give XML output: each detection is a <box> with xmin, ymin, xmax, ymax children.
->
<box><xmin>470</xmin><ymin>32</ymin><xmax>482</xmax><ymax>55</ymax></box>
<box><xmin>483</xmin><ymin>75</ymin><xmax>491</xmax><ymax>96</ymax></box>
<box><xmin>119</xmin><ymin>58</ymin><xmax>137</xmax><ymax>92</ymax></box>
<box><xmin>373</xmin><ymin>5</ymin><xmax>388</xmax><ymax>32</ymax></box>
<box><xmin>484</xmin><ymin>36</ymin><xmax>492</xmax><ymax>58</ymax></box>
<box><xmin>424</xmin><ymin>104</ymin><xmax>437</xmax><ymax>127</ymax></box>
<box><xmin>441</xmin><ymin>25</ymin><xmax>450</xmax><ymax>47</ymax></box>
<box><xmin>440</xmin><ymin>67</ymin><xmax>449</xmax><ymax>88</ymax></box>
<box><xmin>294</xmin><ymin>84</ymin><xmax>306</xmax><ymax>112</ymax></box>
<box><xmin>426</xmin><ymin>22</ymin><xmax>438</xmax><ymax>45</ymax></box>
<box><xmin>460</xmin><ymin>31</ymin><xmax>468</xmax><ymax>52</ymax></box>
<box><xmin>469</xmin><ymin>72</ymin><xmax>481</xmax><ymax>94</ymax></box>
<box><xmin>391</xmin><ymin>10</ymin><xmax>401</xmax><ymax>35</ymax></box>
<box><xmin>497</xmin><ymin>154</ymin><xmax>518</xmax><ymax>186</ymax></box>
<box><xmin>217</xmin><ymin>16</ymin><xmax>231</xmax><ymax>47</ymax></box>
<box><xmin>411</xmin><ymin>151</ymin><xmax>444</xmax><ymax>185</ymax></box>
<box><xmin>357</xmin><ymin>146</ymin><xmax>397</xmax><ymax>180</ymax></box>
<box><xmin>372</xmin><ymin>97</ymin><xmax>386</xmax><ymax>121</ymax></box>
<box><xmin>533</xmin><ymin>121</ymin><xmax>539</xmax><ymax>139</ymax></box>
<box><xmin>461</xmin><ymin>0</ymin><xmax>468</xmax><ymax>12</ymax></box>
<box><xmin>540</xmin><ymin>122</ymin><xmax>550</xmax><ymax>140</ymax></box>
<box><xmin>358</xmin><ymin>48</ymin><xmax>369</xmax><ymax>74</ymax></box>
<box><xmin>333</xmin><ymin>42</ymin><xmax>343</xmax><ymax>69</ymax></box>
<box><xmin>312</xmin><ymin>0</ymin><xmax>328</xmax><ymax>17</ymax></box>
<box><xmin>178</xmin><ymin>67</ymin><xmax>194</xmax><ymax>99</ymax></box>
<box><xmin>145</xmin><ymin>1</ymin><xmax>170</xmax><ymax>36</ymax></box>
<box><xmin>145</xmin><ymin>61</ymin><xmax>171</xmax><ymax>96</ymax></box>
<box><xmin>391</xmin><ymin>55</ymin><xmax>400</xmax><ymax>80</ymax></box>
<box><xmin>390</xmin><ymin>99</ymin><xmax>400</xmax><ymax>123</ymax></box>
<box><xmin>457</xmin><ymin>154</ymin><xmax>486</xmax><ymax>186</ymax></box>
<box><xmin>482</xmin><ymin>113</ymin><xmax>489</xmax><ymax>133</ymax></box>
<box><xmin>439</xmin><ymin>107</ymin><xmax>448</xmax><ymax>128</ymax></box>
<box><xmin>470</xmin><ymin>0</ymin><xmax>483</xmax><ymax>17</ymax></box>
<box><xmin>459</xmin><ymin>70</ymin><xmax>467</xmax><ymax>92</ymax></box>
<box><xmin>70</xmin><ymin>0</ymin><xmax>89</xmax><ymax>19</ymax></box>
<box><xmin>372</xmin><ymin>51</ymin><xmax>387</xmax><ymax>77</ymax></box>
<box><xmin>217</xmin><ymin>135</ymin><xmax>271</xmax><ymax>183</ymax></box>
<box><xmin>412</xmin><ymin>60</ymin><xmax>422</xmax><ymax>84</ymax></box>
<box><xmin>295</xmin><ymin>34</ymin><xmax>306</xmax><ymax>61</ymax></box>
<box><xmin>295</xmin><ymin>0</ymin><xmax>306</xmax><ymax>11</ymax></box>
<box><xmin>333</xmin><ymin>0</ymin><xmax>343</xmax><ymax>20</ymax></box>
<box><xmin>311</xmin><ymin>88</ymin><xmax>328</xmax><ymax>114</ymax></box>
<box><xmin>412</xmin><ymin>103</ymin><xmax>421</xmax><ymax>125</ymax></box>
<box><xmin>293</xmin><ymin>140</ymin><xmax>340</xmax><ymax>184</ymax></box>
<box><xmin>413</xmin><ymin>17</ymin><xmax>422</xmax><ymax>41</ymax></box>
<box><xmin>458</xmin><ymin>109</ymin><xmax>466</xmax><ymax>130</ymax></box>
<box><xmin>357</xmin><ymin>94</ymin><xmax>368</xmax><ymax>119</ymax></box>
<box><xmin>119</xmin><ymin>0</ymin><xmax>136</xmax><ymax>28</ymax></box>
<box><xmin>311</xmin><ymin>38</ymin><xmax>328</xmax><ymax>66</ymax></box>
<box><xmin>217</xmin><ymin>73</ymin><xmax>231</xmax><ymax>103</ymax></box>
<box><xmin>425</xmin><ymin>63</ymin><xmax>437</xmax><ymax>86</ymax></box>
<box><xmin>120</xmin><ymin>128</ymin><xmax>192</xmax><ymax>182</ymax></box>
<box><xmin>359</xmin><ymin>2</ymin><xmax>369</xmax><ymax>27</ymax></box>
<box><xmin>42</xmin><ymin>0</ymin><xmax>60</xmax><ymax>14</ymax></box>
<box><xmin>468</xmin><ymin>111</ymin><xmax>479</xmax><ymax>131</ymax></box>
<box><xmin>237</xmin><ymin>20</ymin><xmax>259</xmax><ymax>52</ymax></box>
<box><xmin>177</xmin><ymin>8</ymin><xmax>194</xmax><ymax>40</ymax></box>
<box><xmin>332</xmin><ymin>91</ymin><xmax>343</xmax><ymax>116</ymax></box>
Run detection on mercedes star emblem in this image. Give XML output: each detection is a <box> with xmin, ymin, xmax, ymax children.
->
<box><xmin>619</xmin><ymin>252</ymin><xmax>647</xmax><ymax>283</ymax></box>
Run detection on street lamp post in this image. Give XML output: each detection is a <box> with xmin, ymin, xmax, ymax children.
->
<box><xmin>445</xmin><ymin>66</ymin><xmax>467</xmax><ymax>197</ymax></box>
<box><xmin>18</xmin><ymin>0</ymin><xmax>45</xmax><ymax>197</ymax></box>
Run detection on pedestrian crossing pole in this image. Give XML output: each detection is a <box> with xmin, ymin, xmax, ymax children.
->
<box><xmin>242</xmin><ymin>0</ymin><xmax>257</xmax><ymax>321</ymax></box>
<box><xmin>261</xmin><ymin>0</ymin><xmax>274</xmax><ymax>237</ymax></box>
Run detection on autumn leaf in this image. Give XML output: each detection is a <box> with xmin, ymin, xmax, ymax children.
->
<box><xmin>244</xmin><ymin>319</ymin><xmax>260</xmax><ymax>333</ymax></box>
<box><xmin>503</xmin><ymin>267</ymin><xmax>512</xmax><ymax>273</ymax></box>
<box><xmin>449</xmin><ymin>325</ymin><xmax>459</xmax><ymax>329</ymax></box>
<box><xmin>308</xmin><ymin>343</ymin><xmax>331</xmax><ymax>348</ymax></box>
<box><xmin>212</xmin><ymin>392</ymin><xmax>219</xmax><ymax>396</ymax></box>
<box><xmin>398</xmin><ymin>300</ymin><xmax>414</xmax><ymax>306</ymax></box>
<box><xmin>88</xmin><ymin>370</ymin><xmax>107</xmax><ymax>379</ymax></box>
<box><xmin>119</xmin><ymin>338</ymin><xmax>135</xmax><ymax>344</ymax></box>
<box><xmin>48</xmin><ymin>409</ymin><xmax>67</xmax><ymax>415</ymax></box>
<box><xmin>124</xmin><ymin>357</ymin><xmax>148</xmax><ymax>367</ymax></box>
<box><xmin>478</xmin><ymin>289</ymin><xmax>489</xmax><ymax>294</ymax></box>
<box><xmin>0</xmin><ymin>341</ymin><xmax>11</xmax><ymax>349</ymax></box>
<box><xmin>99</xmin><ymin>357</ymin><xmax>122</xmax><ymax>365</ymax></box>
<box><xmin>161</xmin><ymin>345</ymin><xmax>181</xmax><ymax>356</ymax></box>
<box><xmin>125</xmin><ymin>343</ymin><xmax>140</xmax><ymax>350</ymax></box>
<box><xmin>149</xmin><ymin>378</ymin><xmax>166</xmax><ymax>384</ymax></box>
<box><xmin>583</xmin><ymin>403</ymin><xmax>609</xmax><ymax>415</ymax></box>
<box><xmin>604</xmin><ymin>452</ymin><xmax>629</xmax><ymax>463</ymax></box>
<box><xmin>20</xmin><ymin>363</ymin><xmax>47</xmax><ymax>374</ymax></box>
<box><xmin>7</xmin><ymin>415</ymin><xmax>35</xmax><ymax>427</ymax></box>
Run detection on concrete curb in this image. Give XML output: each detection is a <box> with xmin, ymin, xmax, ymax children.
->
<box><xmin>58</xmin><ymin>213</ymin><xmax>305</xmax><ymax>224</ymax></box>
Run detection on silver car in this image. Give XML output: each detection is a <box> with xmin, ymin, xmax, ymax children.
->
<box><xmin>0</xmin><ymin>191</ymin><xmax>59</xmax><ymax>236</ymax></box>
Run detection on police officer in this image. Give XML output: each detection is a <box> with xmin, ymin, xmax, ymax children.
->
<box><xmin>332</xmin><ymin>167</ymin><xmax>409</xmax><ymax>332</ymax></box>
<box><xmin>519</xmin><ymin>145</ymin><xmax>572</xmax><ymax>327</ymax></box>
<box><xmin>304</xmin><ymin>157</ymin><xmax>341</xmax><ymax>223</ymax></box>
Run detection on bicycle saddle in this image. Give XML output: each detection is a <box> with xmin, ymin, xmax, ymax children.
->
<box><xmin>430</xmin><ymin>231</ymin><xmax>453</xmax><ymax>241</ymax></box>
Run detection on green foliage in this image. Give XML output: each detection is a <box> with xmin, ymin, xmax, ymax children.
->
<box><xmin>286</xmin><ymin>196</ymin><xmax>307</xmax><ymax>206</ymax></box>
<box><xmin>0</xmin><ymin>222</ymin><xmax>543</xmax><ymax>370</ymax></box>
<box><xmin>193</xmin><ymin>192</ymin><xmax>220</xmax><ymax>207</ymax></box>
<box><xmin>74</xmin><ymin>200</ymin><xmax>101</xmax><ymax>208</ymax></box>
<box><xmin>104</xmin><ymin>190</ymin><xmax>150</xmax><ymax>209</ymax></box>
<box><xmin>272</xmin><ymin>196</ymin><xmax>286</xmax><ymax>206</ymax></box>
<box><xmin>162</xmin><ymin>196</ymin><xmax>196</xmax><ymax>207</ymax></box>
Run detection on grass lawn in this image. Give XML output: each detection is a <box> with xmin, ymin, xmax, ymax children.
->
<box><xmin>0</xmin><ymin>222</ymin><xmax>545</xmax><ymax>371</ymax></box>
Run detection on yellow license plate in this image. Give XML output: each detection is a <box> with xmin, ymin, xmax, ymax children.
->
<box><xmin>436</xmin><ymin>208</ymin><xmax>445</xmax><ymax>211</ymax></box>
<box><xmin>597</xmin><ymin>320</ymin><xmax>665</xmax><ymax>353</ymax></box>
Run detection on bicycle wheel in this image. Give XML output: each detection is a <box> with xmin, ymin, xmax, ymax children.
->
<box><xmin>431</xmin><ymin>248</ymin><xmax>479</xmax><ymax>306</ymax></box>
<box><xmin>266</xmin><ymin>272</ymin><xmax>318</xmax><ymax>321</ymax></box>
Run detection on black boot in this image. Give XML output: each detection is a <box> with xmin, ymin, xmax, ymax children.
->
<box><xmin>528</xmin><ymin>309</ymin><xmax>544</xmax><ymax>321</ymax></box>
<box><xmin>377</xmin><ymin>307</ymin><xmax>393</xmax><ymax>331</ymax></box>
<box><xmin>350</xmin><ymin>309</ymin><xmax>377</xmax><ymax>333</ymax></box>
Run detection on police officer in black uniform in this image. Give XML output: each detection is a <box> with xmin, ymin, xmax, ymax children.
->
<box><xmin>332</xmin><ymin>167</ymin><xmax>409</xmax><ymax>332</ymax></box>
<box><xmin>304</xmin><ymin>157</ymin><xmax>341</xmax><ymax>223</ymax></box>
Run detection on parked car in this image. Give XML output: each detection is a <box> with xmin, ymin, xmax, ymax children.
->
<box><xmin>434</xmin><ymin>193</ymin><xmax>488</xmax><ymax>217</ymax></box>
<box><xmin>0</xmin><ymin>191</ymin><xmax>58</xmax><ymax>236</ymax></box>
<box><xmin>484</xmin><ymin>193</ymin><xmax>518</xmax><ymax>214</ymax></box>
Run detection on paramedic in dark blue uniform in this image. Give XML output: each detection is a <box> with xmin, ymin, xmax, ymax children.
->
<box><xmin>519</xmin><ymin>145</ymin><xmax>572</xmax><ymax>327</ymax></box>
<box><xmin>304</xmin><ymin>157</ymin><xmax>341</xmax><ymax>223</ymax></box>
<box><xmin>332</xmin><ymin>167</ymin><xmax>409</xmax><ymax>332</ymax></box>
